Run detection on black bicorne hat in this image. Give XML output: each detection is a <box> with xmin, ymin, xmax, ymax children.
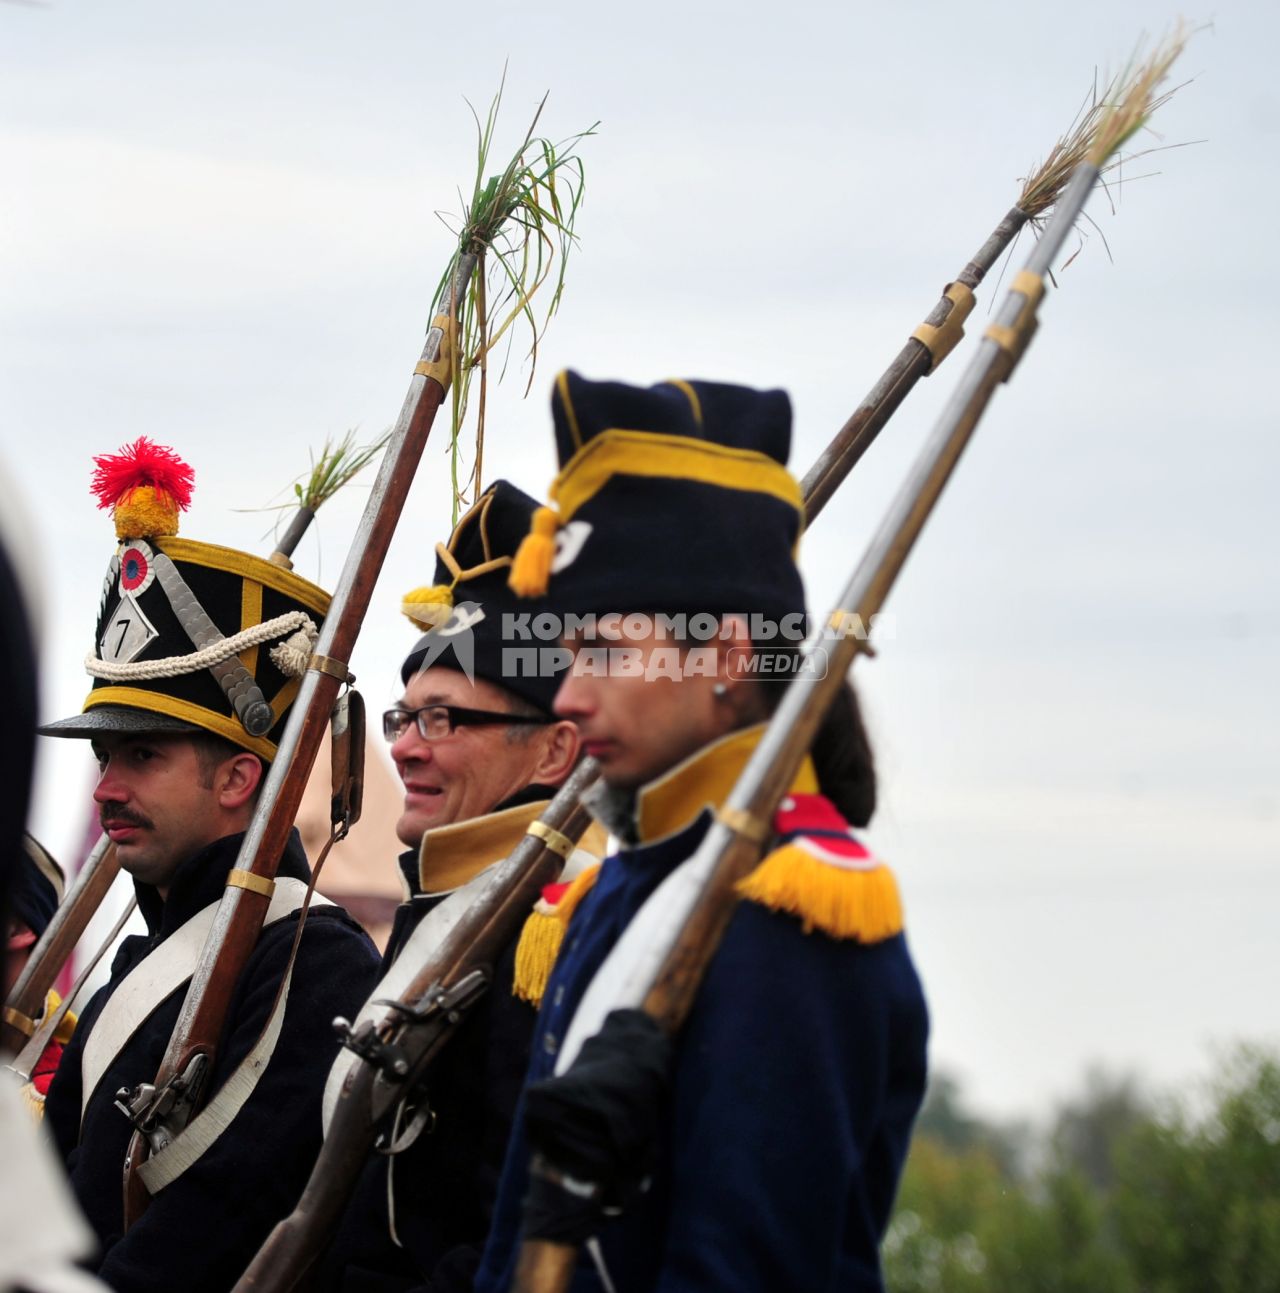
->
<box><xmin>400</xmin><ymin>479</ymin><xmax>560</xmax><ymax>713</ymax></box>
<box><xmin>507</xmin><ymin>371</ymin><xmax>807</xmax><ymax>624</ymax></box>
<box><xmin>38</xmin><ymin>439</ymin><xmax>330</xmax><ymax>763</ymax></box>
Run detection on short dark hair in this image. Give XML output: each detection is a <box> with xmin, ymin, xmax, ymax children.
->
<box><xmin>187</xmin><ymin>731</ymin><xmax>266</xmax><ymax>792</ymax></box>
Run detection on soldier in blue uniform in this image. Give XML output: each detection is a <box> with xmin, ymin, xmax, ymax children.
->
<box><xmin>37</xmin><ymin>440</ymin><xmax>380</xmax><ymax>1292</ymax></box>
<box><xmin>313</xmin><ymin>481</ymin><xmax>605</xmax><ymax>1292</ymax></box>
<box><xmin>475</xmin><ymin>373</ymin><xmax>930</xmax><ymax>1292</ymax></box>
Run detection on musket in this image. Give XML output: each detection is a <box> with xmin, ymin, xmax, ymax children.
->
<box><xmin>268</xmin><ymin>431</ymin><xmax>391</xmax><ymax>570</ymax></box>
<box><xmin>2</xmin><ymin>835</ymin><xmax>117</xmax><ymax>1054</ymax></box>
<box><xmin>232</xmin><ymin>61</ymin><xmax>1184</xmax><ymax>1285</ymax></box>
<box><xmin>6</xmin><ymin>896</ymin><xmax>138</xmax><ymax>1085</ymax></box>
<box><xmin>2</xmin><ymin>452</ymin><xmax>373</xmax><ymax>1059</ymax></box>
<box><xmin>120</xmin><ymin>87</ymin><xmax>594</xmax><ymax>1226</ymax></box>
<box><xmin>232</xmin><ymin>756</ymin><xmax>600</xmax><ymax>1293</ymax></box>
<box><xmin>117</xmin><ymin>248</ymin><xmax>478</xmax><ymax>1226</ymax></box>
<box><xmin>802</xmin><ymin>61</ymin><xmax>1185</xmax><ymax>523</ymax></box>
<box><xmin>513</xmin><ymin>31</ymin><xmax>1190</xmax><ymax>1292</ymax></box>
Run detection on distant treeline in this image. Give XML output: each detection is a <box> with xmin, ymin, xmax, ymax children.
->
<box><xmin>887</xmin><ymin>1045</ymin><xmax>1280</xmax><ymax>1292</ymax></box>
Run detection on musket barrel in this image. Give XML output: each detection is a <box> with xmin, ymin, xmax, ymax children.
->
<box><xmin>552</xmin><ymin>158</ymin><xmax>1104</xmax><ymax>1073</ymax></box>
<box><xmin>123</xmin><ymin>252</ymin><xmax>479</xmax><ymax>1225</ymax></box>
<box><xmin>800</xmin><ymin>200</ymin><xmax>1033</xmax><ymax>523</ymax></box>
<box><xmin>271</xmin><ymin>505</ymin><xmax>316</xmax><ymax>563</ymax></box>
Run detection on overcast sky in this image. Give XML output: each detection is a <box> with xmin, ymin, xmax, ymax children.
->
<box><xmin>2</xmin><ymin>0</ymin><xmax>1276</xmax><ymax>1120</ymax></box>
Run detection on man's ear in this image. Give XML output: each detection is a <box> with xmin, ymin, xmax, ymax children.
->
<box><xmin>217</xmin><ymin>752</ymin><xmax>264</xmax><ymax>812</ymax></box>
<box><xmin>531</xmin><ymin>719</ymin><xmax>582</xmax><ymax>787</ymax></box>
<box><xmin>715</xmin><ymin>614</ymin><xmax>767</xmax><ymax>725</ymax></box>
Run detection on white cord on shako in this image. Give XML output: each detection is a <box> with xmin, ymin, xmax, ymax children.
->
<box><xmin>84</xmin><ymin>612</ymin><xmax>319</xmax><ymax>681</ymax></box>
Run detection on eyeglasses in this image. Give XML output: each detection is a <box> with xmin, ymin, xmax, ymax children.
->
<box><xmin>382</xmin><ymin>703</ymin><xmax>551</xmax><ymax>744</ymax></box>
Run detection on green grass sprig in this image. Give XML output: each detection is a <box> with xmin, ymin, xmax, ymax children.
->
<box><xmin>431</xmin><ymin>73</ymin><xmax>595</xmax><ymax>520</ymax></box>
<box><xmin>294</xmin><ymin>428</ymin><xmax>392</xmax><ymax>512</ymax></box>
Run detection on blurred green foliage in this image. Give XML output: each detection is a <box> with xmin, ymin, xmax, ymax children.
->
<box><xmin>886</xmin><ymin>1046</ymin><xmax>1280</xmax><ymax>1292</ymax></box>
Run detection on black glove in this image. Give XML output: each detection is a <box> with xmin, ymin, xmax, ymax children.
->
<box><xmin>520</xmin><ymin>1008</ymin><xmax>673</xmax><ymax>1244</ymax></box>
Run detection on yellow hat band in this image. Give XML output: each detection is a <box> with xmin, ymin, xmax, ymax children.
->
<box><xmin>550</xmin><ymin>429</ymin><xmax>804</xmax><ymax>524</ymax></box>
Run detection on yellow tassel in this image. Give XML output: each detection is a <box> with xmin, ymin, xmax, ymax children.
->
<box><xmin>508</xmin><ymin>507</ymin><xmax>561</xmax><ymax>598</ymax></box>
<box><xmin>512</xmin><ymin>909</ymin><xmax>565</xmax><ymax>1006</ymax></box>
<box><xmin>18</xmin><ymin>1082</ymin><xmax>46</xmax><ymax>1122</ymax></box>
<box><xmin>114</xmin><ymin>485</ymin><xmax>179</xmax><ymax>539</ymax></box>
<box><xmin>401</xmin><ymin>583</ymin><xmax>454</xmax><ymax>630</ymax></box>
<box><xmin>45</xmin><ymin>989</ymin><xmax>76</xmax><ymax>1046</ymax></box>
<box><xmin>511</xmin><ymin>863</ymin><xmax>602</xmax><ymax>1004</ymax></box>
<box><xmin>736</xmin><ymin>844</ymin><xmax>904</xmax><ymax>942</ymax></box>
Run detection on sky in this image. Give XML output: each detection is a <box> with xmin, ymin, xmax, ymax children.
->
<box><xmin>2</xmin><ymin>0</ymin><xmax>1277</xmax><ymax>1121</ymax></box>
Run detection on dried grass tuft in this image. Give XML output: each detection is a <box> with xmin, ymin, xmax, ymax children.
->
<box><xmin>433</xmin><ymin>70</ymin><xmax>595</xmax><ymax>520</ymax></box>
<box><xmin>1017</xmin><ymin>23</ymin><xmax>1195</xmax><ymax>227</ymax></box>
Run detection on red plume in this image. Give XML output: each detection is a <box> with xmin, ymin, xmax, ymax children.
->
<box><xmin>91</xmin><ymin>438</ymin><xmax>195</xmax><ymax>512</ymax></box>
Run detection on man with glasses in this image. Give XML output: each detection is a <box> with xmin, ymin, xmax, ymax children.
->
<box><xmin>316</xmin><ymin>480</ymin><xmax>602</xmax><ymax>1293</ymax></box>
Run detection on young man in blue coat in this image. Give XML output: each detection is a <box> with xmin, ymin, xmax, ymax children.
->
<box><xmin>475</xmin><ymin>373</ymin><xmax>930</xmax><ymax>1292</ymax></box>
<box><xmin>37</xmin><ymin>441</ymin><xmax>380</xmax><ymax>1292</ymax></box>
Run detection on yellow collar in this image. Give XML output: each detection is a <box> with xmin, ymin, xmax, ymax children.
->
<box><xmin>635</xmin><ymin>724</ymin><xmax>819</xmax><ymax>845</ymax></box>
<box><xmin>417</xmin><ymin>798</ymin><xmax>552</xmax><ymax>894</ymax></box>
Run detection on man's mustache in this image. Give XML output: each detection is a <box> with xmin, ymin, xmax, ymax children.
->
<box><xmin>99</xmin><ymin>804</ymin><xmax>153</xmax><ymax>831</ymax></box>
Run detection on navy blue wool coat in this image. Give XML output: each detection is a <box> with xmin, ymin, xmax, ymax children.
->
<box><xmin>44</xmin><ymin>829</ymin><xmax>380</xmax><ymax>1293</ymax></box>
<box><xmin>475</xmin><ymin>808</ymin><xmax>929</xmax><ymax>1293</ymax></box>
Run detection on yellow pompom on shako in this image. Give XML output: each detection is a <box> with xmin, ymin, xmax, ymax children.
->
<box><xmin>401</xmin><ymin>582</ymin><xmax>455</xmax><ymax>631</ymax></box>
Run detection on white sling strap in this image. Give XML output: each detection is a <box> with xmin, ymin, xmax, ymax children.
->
<box><xmin>79</xmin><ymin>877</ymin><xmax>329</xmax><ymax>1124</ymax></box>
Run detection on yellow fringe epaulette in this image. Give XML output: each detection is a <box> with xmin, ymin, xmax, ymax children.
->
<box><xmin>735</xmin><ymin>793</ymin><xmax>903</xmax><ymax>943</ymax></box>
<box><xmin>511</xmin><ymin>863</ymin><xmax>601</xmax><ymax>1006</ymax></box>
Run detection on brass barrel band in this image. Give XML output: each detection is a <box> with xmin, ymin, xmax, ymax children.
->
<box><xmin>985</xmin><ymin>270</ymin><xmax>1046</xmax><ymax>378</ymax></box>
<box><xmin>3</xmin><ymin>1005</ymin><xmax>36</xmax><ymax>1037</ymax></box>
<box><xmin>227</xmin><ymin>869</ymin><xmax>276</xmax><ymax>898</ymax></box>
<box><xmin>308</xmin><ymin>654</ymin><xmax>353</xmax><ymax>684</ymax></box>
<box><xmin>717</xmin><ymin>807</ymin><xmax>771</xmax><ymax>845</ymax></box>
<box><xmin>911</xmin><ymin>281</ymin><xmax>977</xmax><ymax>373</ymax></box>
<box><xmin>527</xmin><ymin>820</ymin><xmax>574</xmax><ymax>860</ymax></box>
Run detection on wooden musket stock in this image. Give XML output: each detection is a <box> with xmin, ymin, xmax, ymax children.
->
<box><xmin>120</xmin><ymin>253</ymin><xmax>478</xmax><ymax>1228</ymax></box>
<box><xmin>233</xmin><ymin>758</ymin><xmax>599</xmax><ymax>1292</ymax></box>
<box><xmin>513</xmin><ymin>163</ymin><xmax>1107</xmax><ymax>1293</ymax></box>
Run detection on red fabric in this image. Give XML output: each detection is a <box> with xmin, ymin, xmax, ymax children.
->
<box><xmin>32</xmin><ymin>1040</ymin><xmax>64</xmax><ymax>1096</ymax></box>
<box><xmin>541</xmin><ymin>881</ymin><xmax>571</xmax><ymax>907</ymax></box>
<box><xmin>772</xmin><ymin>793</ymin><xmax>870</xmax><ymax>859</ymax></box>
<box><xmin>91</xmin><ymin>437</ymin><xmax>194</xmax><ymax>510</ymax></box>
